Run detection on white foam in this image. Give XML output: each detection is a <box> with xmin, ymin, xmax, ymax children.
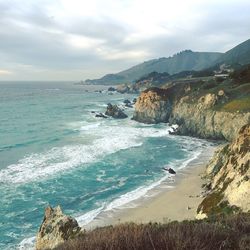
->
<box><xmin>77</xmin><ymin>206</ymin><xmax>104</xmax><ymax>226</ymax></box>
<box><xmin>80</xmin><ymin>122</ymin><xmax>101</xmax><ymax>131</ymax></box>
<box><xmin>18</xmin><ymin>236</ymin><xmax>36</xmax><ymax>250</ymax></box>
<box><xmin>0</xmin><ymin>137</ymin><xmax>142</xmax><ymax>184</ymax></box>
<box><xmin>178</xmin><ymin>151</ymin><xmax>202</xmax><ymax>169</ymax></box>
<box><xmin>74</xmin><ymin>148</ymin><xmax>202</xmax><ymax>225</ymax></box>
<box><xmin>104</xmin><ymin>175</ymin><xmax>171</xmax><ymax>211</ymax></box>
<box><xmin>0</xmin><ymin>122</ymin><xmax>173</xmax><ymax>184</ymax></box>
<box><xmin>16</xmin><ymin>145</ymin><xmax>203</xmax><ymax>249</ymax></box>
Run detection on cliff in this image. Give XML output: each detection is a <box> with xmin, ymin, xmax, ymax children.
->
<box><xmin>132</xmin><ymin>88</ymin><xmax>172</xmax><ymax>123</ymax></box>
<box><xmin>133</xmin><ymin>79</ymin><xmax>250</xmax><ymax>141</ymax></box>
<box><xmin>197</xmin><ymin>124</ymin><xmax>250</xmax><ymax>218</ymax></box>
<box><xmin>169</xmin><ymin>92</ymin><xmax>250</xmax><ymax>141</ymax></box>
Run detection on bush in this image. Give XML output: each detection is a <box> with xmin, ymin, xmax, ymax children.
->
<box><xmin>56</xmin><ymin>213</ymin><xmax>250</xmax><ymax>250</ymax></box>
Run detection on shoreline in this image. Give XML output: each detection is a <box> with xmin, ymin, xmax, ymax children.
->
<box><xmin>84</xmin><ymin>145</ymin><xmax>216</xmax><ymax>229</ymax></box>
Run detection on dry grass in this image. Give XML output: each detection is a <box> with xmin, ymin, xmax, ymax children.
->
<box><xmin>221</xmin><ymin>98</ymin><xmax>250</xmax><ymax>112</ymax></box>
<box><xmin>56</xmin><ymin>213</ymin><xmax>250</xmax><ymax>250</ymax></box>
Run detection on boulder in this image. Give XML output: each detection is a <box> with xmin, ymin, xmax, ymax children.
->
<box><xmin>105</xmin><ymin>103</ymin><xmax>128</xmax><ymax>119</ymax></box>
<box><xmin>36</xmin><ymin>206</ymin><xmax>81</xmax><ymax>250</ymax></box>
<box><xmin>116</xmin><ymin>84</ymin><xmax>130</xmax><ymax>94</ymax></box>
<box><xmin>108</xmin><ymin>87</ymin><xmax>116</xmax><ymax>92</ymax></box>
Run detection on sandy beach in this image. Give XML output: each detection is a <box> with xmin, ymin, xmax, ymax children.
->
<box><xmin>85</xmin><ymin>146</ymin><xmax>216</xmax><ymax>230</ymax></box>
<box><xmin>110</xmin><ymin>147</ymin><xmax>216</xmax><ymax>224</ymax></box>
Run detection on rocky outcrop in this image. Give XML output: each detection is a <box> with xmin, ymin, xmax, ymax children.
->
<box><xmin>196</xmin><ymin>124</ymin><xmax>250</xmax><ymax>219</ymax></box>
<box><xmin>132</xmin><ymin>87</ymin><xmax>172</xmax><ymax>123</ymax></box>
<box><xmin>133</xmin><ymin>84</ymin><xmax>250</xmax><ymax>141</ymax></box>
<box><xmin>36</xmin><ymin>206</ymin><xmax>82</xmax><ymax>250</ymax></box>
<box><xmin>170</xmin><ymin>93</ymin><xmax>250</xmax><ymax>141</ymax></box>
<box><xmin>105</xmin><ymin>103</ymin><xmax>128</xmax><ymax>119</ymax></box>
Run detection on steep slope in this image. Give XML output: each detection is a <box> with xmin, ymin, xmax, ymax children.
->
<box><xmin>86</xmin><ymin>50</ymin><xmax>221</xmax><ymax>85</ymax></box>
<box><xmin>197</xmin><ymin>124</ymin><xmax>250</xmax><ymax>218</ymax></box>
<box><xmin>133</xmin><ymin>79</ymin><xmax>250</xmax><ymax>141</ymax></box>
<box><xmin>216</xmin><ymin>39</ymin><xmax>250</xmax><ymax>66</ymax></box>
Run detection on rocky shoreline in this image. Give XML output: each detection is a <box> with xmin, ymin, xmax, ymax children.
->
<box><xmin>34</xmin><ymin>80</ymin><xmax>249</xmax><ymax>249</ymax></box>
<box><xmin>133</xmin><ymin>85</ymin><xmax>250</xmax><ymax>141</ymax></box>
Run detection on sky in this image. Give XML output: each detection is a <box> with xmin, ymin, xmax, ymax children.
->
<box><xmin>0</xmin><ymin>0</ymin><xmax>250</xmax><ymax>81</ymax></box>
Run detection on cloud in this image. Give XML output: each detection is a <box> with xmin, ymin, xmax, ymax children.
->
<box><xmin>0</xmin><ymin>70</ymin><xmax>12</xmax><ymax>75</ymax></box>
<box><xmin>0</xmin><ymin>0</ymin><xmax>250</xmax><ymax>80</ymax></box>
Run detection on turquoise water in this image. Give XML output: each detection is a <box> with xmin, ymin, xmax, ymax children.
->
<box><xmin>0</xmin><ymin>82</ymin><xmax>211</xmax><ymax>249</ymax></box>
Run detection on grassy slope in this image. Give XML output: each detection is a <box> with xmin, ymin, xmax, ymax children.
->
<box><xmin>56</xmin><ymin>213</ymin><xmax>250</xmax><ymax>250</ymax></box>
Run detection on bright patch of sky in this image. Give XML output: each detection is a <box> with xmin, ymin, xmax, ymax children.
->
<box><xmin>0</xmin><ymin>0</ymin><xmax>249</xmax><ymax>80</ymax></box>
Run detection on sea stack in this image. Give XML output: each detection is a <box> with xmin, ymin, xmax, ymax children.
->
<box><xmin>36</xmin><ymin>206</ymin><xmax>82</xmax><ymax>250</ymax></box>
<box><xmin>105</xmin><ymin>103</ymin><xmax>128</xmax><ymax>119</ymax></box>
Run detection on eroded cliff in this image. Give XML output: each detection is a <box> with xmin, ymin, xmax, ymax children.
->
<box><xmin>133</xmin><ymin>80</ymin><xmax>250</xmax><ymax>141</ymax></box>
<box><xmin>196</xmin><ymin>124</ymin><xmax>250</xmax><ymax>218</ymax></box>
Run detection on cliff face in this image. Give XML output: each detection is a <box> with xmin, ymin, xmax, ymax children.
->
<box><xmin>169</xmin><ymin>93</ymin><xmax>250</xmax><ymax>141</ymax></box>
<box><xmin>133</xmin><ymin>82</ymin><xmax>250</xmax><ymax>141</ymax></box>
<box><xmin>132</xmin><ymin>88</ymin><xmax>172</xmax><ymax>123</ymax></box>
<box><xmin>197</xmin><ymin>124</ymin><xmax>250</xmax><ymax>218</ymax></box>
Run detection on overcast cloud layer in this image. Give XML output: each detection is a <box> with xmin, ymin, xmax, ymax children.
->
<box><xmin>0</xmin><ymin>0</ymin><xmax>250</xmax><ymax>81</ymax></box>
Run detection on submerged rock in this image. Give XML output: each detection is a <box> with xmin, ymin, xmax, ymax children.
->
<box><xmin>105</xmin><ymin>103</ymin><xmax>128</xmax><ymax>119</ymax></box>
<box><xmin>36</xmin><ymin>206</ymin><xmax>81</xmax><ymax>250</ymax></box>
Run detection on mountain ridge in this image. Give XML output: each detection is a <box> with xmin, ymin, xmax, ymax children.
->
<box><xmin>85</xmin><ymin>39</ymin><xmax>250</xmax><ymax>85</ymax></box>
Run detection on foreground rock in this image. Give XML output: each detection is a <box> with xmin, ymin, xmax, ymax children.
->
<box><xmin>105</xmin><ymin>103</ymin><xmax>128</xmax><ymax>119</ymax></box>
<box><xmin>132</xmin><ymin>87</ymin><xmax>172</xmax><ymax>123</ymax></box>
<box><xmin>36</xmin><ymin>206</ymin><xmax>81</xmax><ymax>250</ymax></box>
<box><xmin>196</xmin><ymin>124</ymin><xmax>250</xmax><ymax>219</ymax></box>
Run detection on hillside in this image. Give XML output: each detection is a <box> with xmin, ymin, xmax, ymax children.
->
<box><xmin>86</xmin><ymin>50</ymin><xmax>221</xmax><ymax>85</ymax></box>
<box><xmin>36</xmin><ymin>209</ymin><xmax>250</xmax><ymax>250</ymax></box>
<box><xmin>85</xmin><ymin>39</ymin><xmax>250</xmax><ymax>85</ymax></box>
<box><xmin>216</xmin><ymin>39</ymin><xmax>250</xmax><ymax>66</ymax></box>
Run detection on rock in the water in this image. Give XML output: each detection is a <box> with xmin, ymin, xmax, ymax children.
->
<box><xmin>36</xmin><ymin>206</ymin><xmax>81</xmax><ymax>250</ymax></box>
<box><xmin>95</xmin><ymin>113</ymin><xmax>108</xmax><ymax>118</ymax></box>
<box><xmin>125</xmin><ymin>103</ymin><xmax>133</xmax><ymax>108</ymax></box>
<box><xmin>163</xmin><ymin>167</ymin><xmax>176</xmax><ymax>174</ymax></box>
<box><xmin>105</xmin><ymin>103</ymin><xmax>128</xmax><ymax>119</ymax></box>
<box><xmin>123</xmin><ymin>99</ymin><xmax>131</xmax><ymax>104</ymax></box>
<box><xmin>108</xmin><ymin>87</ymin><xmax>116</xmax><ymax>92</ymax></box>
<box><xmin>116</xmin><ymin>84</ymin><xmax>130</xmax><ymax>94</ymax></box>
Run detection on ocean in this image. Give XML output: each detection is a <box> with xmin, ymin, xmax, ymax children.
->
<box><xmin>0</xmin><ymin>82</ymin><xmax>213</xmax><ymax>249</ymax></box>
